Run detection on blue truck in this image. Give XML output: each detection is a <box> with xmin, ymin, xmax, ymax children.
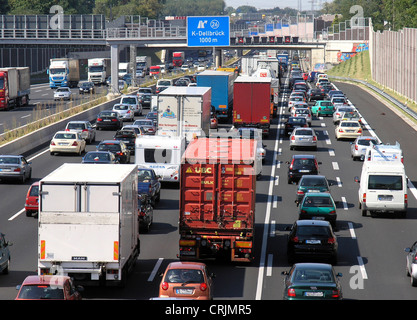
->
<box><xmin>196</xmin><ymin>70</ymin><xmax>237</xmax><ymax>122</ymax></box>
<box><xmin>48</xmin><ymin>58</ymin><xmax>80</xmax><ymax>89</ymax></box>
<box><xmin>277</xmin><ymin>53</ymin><xmax>289</xmax><ymax>72</ymax></box>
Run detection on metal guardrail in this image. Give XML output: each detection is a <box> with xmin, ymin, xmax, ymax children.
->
<box><xmin>330</xmin><ymin>76</ymin><xmax>417</xmax><ymax>122</ymax></box>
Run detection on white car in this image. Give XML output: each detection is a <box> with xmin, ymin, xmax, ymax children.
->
<box><xmin>50</xmin><ymin>131</ymin><xmax>86</xmax><ymax>155</ymax></box>
<box><xmin>335</xmin><ymin>120</ymin><xmax>362</xmax><ymax>140</ymax></box>
<box><xmin>120</xmin><ymin>95</ymin><xmax>142</xmax><ymax>116</ymax></box>
<box><xmin>54</xmin><ymin>87</ymin><xmax>72</xmax><ymax>101</ymax></box>
<box><xmin>112</xmin><ymin>104</ymin><xmax>135</xmax><ymax>122</ymax></box>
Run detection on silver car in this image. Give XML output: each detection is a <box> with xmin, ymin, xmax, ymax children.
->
<box><xmin>289</xmin><ymin>127</ymin><xmax>318</xmax><ymax>151</ymax></box>
<box><xmin>112</xmin><ymin>104</ymin><xmax>135</xmax><ymax>122</ymax></box>
<box><xmin>350</xmin><ymin>136</ymin><xmax>380</xmax><ymax>161</ymax></box>
<box><xmin>0</xmin><ymin>233</ymin><xmax>12</xmax><ymax>274</ymax></box>
<box><xmin>133</xmin><ymin>119</ymin><xmax>156</xmax><ymax>135</ymax></box>
<box><xmin>405</xmin><ymin>241</ymin><xmax>417</xmax><ymax>286</ymax></box>
<box><xmin>54</xmin><ymin>87</ymin><xmax>72</xmax><ymax>101</ymax></box>
<box><xmin>333</xmin><ymin>106</ymin><xmax>356</xmax><ymax>124</ymax></box>
<box><xmin>65</xmin><ymin>120</ymin><xmax>96</xmax><ymax>144</ymax></box>
<box><xmin>0</xmin><ymin>155</ymin><xmax>32</xmax><ymax>183</ymax></box>
<box><xmin>293</xmin><ymin>108</ymin><xmax>312</xmax><ymax>126</ymax></box>
<box><xmin>120</xmin><ymin>95</ymin><xmax>142</xmax><ymax>116</ymax></box>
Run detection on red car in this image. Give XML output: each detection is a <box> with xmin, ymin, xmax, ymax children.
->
<box><xmin>25</xmin><ymin>181</ymin><xmax>39</xmax><ymax>217</ymax></box>
<box><xmin>15</xmin><ymin>275</ymin><xmax>83</xmax><ymax>300</ymax></box>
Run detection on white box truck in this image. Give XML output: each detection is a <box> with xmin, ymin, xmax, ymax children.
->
<box><xmin>156</xmin><ymin>86</ymin><xmax>211</xmax><ymax>143</ymax></box>
<box><xmin>364</xmin><ymin>142</ymin><xmax>403</xmax><ymax>163</ymax></box>
<box><xmin>136</xmin><ymin>56</ymin><xmax>151</xmax><ymax>75</ymax></box>
<box><xmin>135</xmin><ymin>135</ymin><xmax>186</xmax><ymax>183</ymax></box>
<box><xmin>38</xmin><ymin>163</ymin><xmax>140</xmax><ymax>287</ymax></box>
<box><xmin>355</xmin><ymin>161</ymin><xmax>408</xmax><ymax>218</ymax></box>
<box><xmin>118</xmin><ymin>62</ymin><xmax>131</xmax><ymax>78</ymax></box>
<box><xmin>88</xmin><ymin>58</ymin><xmax>111</xmax><ymax>85</ymax></box>
<box><xmin>48</xmin><ymin>58</ymin><xmax>80</xmax><ymax>88</ymax></box>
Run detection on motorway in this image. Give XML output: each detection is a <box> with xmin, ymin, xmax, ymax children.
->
<box><xmin>0</xmin><ymin>70</ymin><xmax>417</xmax><ymax>302</ymax></box>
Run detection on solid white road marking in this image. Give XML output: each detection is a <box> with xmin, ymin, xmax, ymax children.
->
<box><xmin>266</xmin><ymin>254</ymin><xmax>273</xmax><ymax>277</ymax></box>
<box><xmin>148</xmin><ymin>258</ymin><xmax>164</xmax><ymax>282</ymax></box>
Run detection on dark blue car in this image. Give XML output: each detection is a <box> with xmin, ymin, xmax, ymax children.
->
<box><xmin>138</xmin><ymin>167</ymin><xmax>161</xmax><ymax>205</ymax></box>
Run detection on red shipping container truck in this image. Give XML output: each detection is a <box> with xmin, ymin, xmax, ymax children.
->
<box><xmin>0</xmin><ymin>67</ymin><xmax>30</xmax><ymax>110</ymax></box>
<box><xmin>179</xmin><ymin>137</ymin><xmax>258</xmax><ymax>262</ymax></box>
<box><xmin>233</xmin><ymin>76</ymin><xmax>272</xmax><ymax>136</ymax></box>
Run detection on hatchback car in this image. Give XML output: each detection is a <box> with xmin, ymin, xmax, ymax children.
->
<box><xmin>50</xmin><ymin>131</ymin><xmax>86</xmax><ymax>156</ymax></box>
<box><xmin>82</xmin><ymin>151</ymin><xmax>118</xmax><ymax>164</ymax></box>
<box><xmin>281</xmin><ymin>263</ymin><xmax>343</xmax><ymax>300</ymax></box>
<box><xmin>96</xmin><ymin>110</ymin><xmax>123</xmax><ymax>131</ymax></box>
<box><xmin>298</xmin><ymin>192</ymin><xmax>337</xmax><ymax>228</ymax></box>
<box><xmin>286</xmin><ymin>155</ymin><xmax>321</xmax><ymax>184</ymax></box>
<box><xmin>138</xmin><ymin>93</ymin><xmax>151</xmax><ymax>109</ymax></box>
<box><xmin>335</xmin><ymin>120</ymin><xmax>362</xmax><ymax>140</ymax></box>
<box><xmin>0</xmin><ymin>155</ymin><xmax>32</xmax><ymax>183</ymax></box>
<box><xmin>0</xmin><ymin>233</ymin><xmax>12</xmax><ymax>274</ymax></box>
<box><xmin>284</xmin><ymin>117</ymin><xmax>308</xmax><ymax>135</ymax></box>
<box><xmin>146</xmin><ymin>111</ymin><xmax>158</xmax><ymax>126</ymax></box>
<box><xmin>159</xmin><ymin>261</ymin><xmax>215</xmax><ymax>300</ymax></box>
<box><xmin>96</xmin><ymin>140</ymin><xmax>130</xmax><ymax>164</ymax></box>
<box><xmin>65</xmin><ymin>120</ymin><xmax>96</xmax><ymax>144</ymax></box>
<box><xmin>290</xmin><ymin>127</ymin><xmax>318</xmax><ymax>151</ymax></box>
<box><xmin>350</xmin><ymin>136</ymin><xmax>381</xmax><ymax>161</ymax></box>
<box><xmin>288</xmin><ymin>96</ymin><xmax>305</xmax><ymax>111</ymax></box>
<box><xmin>333</xmin><ymin>106</ymin><xmax>356</xmax><ymax>124</ymax></box>
<box><xmin>286</xmin><ymin>220</ymin><xmax>338</xmax><ymax>264</ymax></box>
<box><xmin>112</xmin><ymin>104</ymin><xmax>135</xmax><ymax>122</ymax></box>
<box><xmin>307</xmin><ymin>88</ymin><xmax>326</xmax><ymax>101</ymax></box>
<box><xmin>133</xmin><ymin>119</ymin><xmax>156</xmax><ymax>135</ymax></box>
<box><xmin>15</xmin><ymin>275</ymin><xmax>83</xmax><ymax>300</ymax></box>
<box><xmin>25</xmin><ymin>181</ymin><xmax>39</xmax><ymax>217</ymax></box>
<box><xmin>114</xmin><ymin>129</ymin><xmax>138</xmax><ymax>154</ymax></box>
<box><xmin>53</xmin><ymin>87</ymin><xmax>72</xmax><ymax>101</ymax></box>
<box><xmin>311</xmin><ymin>100</ymin><xmax>335</xmax><ymax>117</ymax></box>
<box><xmin>296</xmin><ymin>175</ymin><xmax>332</xmax><ymax>204</ymax></box>
<box><xmin>137</xmin><ymin>87</ymin><xmax>153</xmax><ymax>98</ymax></box>
<box><xmin>405</xmin><ymin>241</ymin><xmax>417</xmax><ymax>286</ymax></box>
<box><xmin>79</xmin><ymin>81</ymin><xmax>95</xmax><ymax>94</ymax></box>
<box><xmin>293</xmin><ymin>108</ymin><xmax>312</xmax><ymax>126</ymax></box>
<box><xmin>120</xmin><ymin>95</ymin><xmax>142</xmax><ymax>116</ymax></box>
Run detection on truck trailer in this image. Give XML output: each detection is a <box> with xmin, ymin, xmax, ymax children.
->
<box><xmin>88</xmin><ymin>58</ymin><xmax>111</xmax><ymax>85</ymax></box>
<box><xmin>48</xmin><ymin>58</ymin><xmax>80</xmax><ymax>88</ymax></box>
<box><xmin>233</xmin><ymin>76</ymin><xmax>272</xmax><ymax>136</ymax></box>
<box><xmin>156</xmin><ymin>86</ymin><xmax>211</xmax><ymax>143</ymax></box>
<box><xmin>0</xmin><ymin>67</ymin><xmax>30</xmax><ymax>110</ymax></box>
<box><xmin>196</xmin><ymin>70</ymin><xmax>236</xmax><ymax>122</ymax></box>
<box><xmin>38</xmin><ymin>163</ymin><xmax>140</xmax><ymax>287</ymax></box>
<box><xmin>179</xmin><ymin>137</ymin><xmax>257</xmax><ymax>262</ymax></box>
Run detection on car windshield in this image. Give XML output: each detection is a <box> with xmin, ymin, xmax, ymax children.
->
<box><xmin>84</xmin><ymin>153</ymin><xmax>110</xmax><ymax>162</ymax></box>
<box><xmin>54</xmin><ymin>133</ymin><xmax>76</xmax><ymax>139</ymax></box>
<box><xmin>0</xmin><ymin>157</ymin><xmax>19</xmax><ymax>164</ymax></box>
<box><xmin>300</xmin><ymin>177</ymin><xmax>327</xmax><ymax>187</ymax></box>
<box><xmin>97</xmin><ymin>144</ymin><xmax>121</xmax><ymax>152</ymax></box>
<box><xmin>164</xmin><ymin>269</ymin><xmax>204</xmax><ymax>284</ymax></box>
<box><xmin>292</xmin><ymin>269</ymin><xmax>334</xmax><ymax>283</ymax></box>
<box><xmin>297</xmin><ymin>226</ymin><xmax>331</xmax><ymax>237</ymax></box>
<box><xmin>146</xmin><ymin>113</ymin><xmax>157</xmax><ymax>119</ymax></box>
<box><xmin>17</xmin><ymin>285</ymin><xmax>65</xmax><ymax>299</ymax></box>
<box><xmin>303</xmin><ymin>196</ymin><xmax>334</xmax><ymax>207</ymax></box>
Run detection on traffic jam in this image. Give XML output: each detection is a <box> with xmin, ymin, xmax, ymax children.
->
<box><xmin>0</xmin><ymin>50</ymin><xmax>413</xmax><ymax>301</ymax></box>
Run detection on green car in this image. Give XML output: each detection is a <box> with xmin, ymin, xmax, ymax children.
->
<box><xmin>282</xmin><ymin>263</ymin><xmax>343</xmax><ymax>300</ymax></box>
<box><xmin>299</xmin><ymin>192</ymin><xmax>337</xmax><ymax>227</ymax></box>
<box><xmin>311</xmin><ymin>100</ymin><xmax>335</xmax><ymax>117</ymax></box>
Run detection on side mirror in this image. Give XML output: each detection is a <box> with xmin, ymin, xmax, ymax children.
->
<box><xmin>405</xmin><ymin>248</ymin><xmax>411</xmax><ymax>253</ymax></box>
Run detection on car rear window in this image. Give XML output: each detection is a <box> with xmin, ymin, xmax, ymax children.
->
<box><xmin>368</xmin><ymin>175</ymin><xmax>403</xmax><ymax>190</ymax></box>
<box><xmin>303</xmin><ymin>196</ymin><xmax>334</xmax><ymax>207</ymax></box>
<box><xmin>54</xmin><ymin>133</ymin><xmax>76</xmax><ymax>139</ymax></box>
<box><xmin>121</xmin><ymin>98</ymin><xmax>137</xmax><ymax>104</ymax></box>
<box><xmin>164</xmin><ymin>269</ymin><xmax>204</xmax><ymax>283</ymax></box>
<box><xmin>0</xmin><ymin>157</ymin><xmax>19</xmax><ymax>164</ymax></box>
<box><xmin>293</xmin><ymin>159</ymin><xmax>315</xmax><ymax>169</ymax></box>
<box><xmin>300</xmin><ymin>177</ymin><xmax>327</xmax><ymax>187</ymax></box>
<box><xmin>296</xmin><ymin>226</ymin><xmax>331</xmax><ymax>237</ymax></box>
<box><xmin>294</xmin><ymin>129</ymin><xmax>313</xmax><ymax>136</ymax></box>
<box><xmin>358</xmin><ymin>139</ymin><xmax>377</xmax><ymax>146</ymax></box>
<box><xmin>98</xmin><ymin>144</ymin><xmax>121</xmax><ymax>152</ymax></box>
<box><xmin>84</xmin><ymin>153</ymin><xmax>110</xmax><ymax>162</ymax></box>
<box><xmin>341</xmin><ymin>122</ymin><xmax>360</xmax><ymax>127</ymax></box>
<box><xmin>67</xmin><ymin>123</ymin><xmax>85</xmax><ymax>130</ymax></box>
<box><xmin>29</xmin><ymin>185</ymin><xmax>39</xmax><ymax>197</ymax></box>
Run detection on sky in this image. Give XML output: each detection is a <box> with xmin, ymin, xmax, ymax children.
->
<box><xmin>224</xmin><ymin>0</ymin><xmax>324</xmax><ymax>10</ymax></box>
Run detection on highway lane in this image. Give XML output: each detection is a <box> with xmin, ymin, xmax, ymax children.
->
<box><xmin>0</xmin><ymin>74</ymin><xmax>417</xmax><ymax>300</ymax></box>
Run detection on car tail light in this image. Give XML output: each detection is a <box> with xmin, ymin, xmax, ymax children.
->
<box><xmin>116</xmin><ymin>152</ymin><xmax>123</xmax><ymax>156</ymax></box>
<box><xmin>97</xmin><ymin>118</ymin><xmax>102</xmax><ymax>122</ymax></box>
<box><xmin>297</xmin><ymin>190</ymin><xmax>304</xmax><ymax>196</ymax></box>
<box><xmin>65</xmin><ymin>129</ymin><xmax>70</xmax><ymax>131</ymax></box>
<box><xmin>291</xmin><ymin>136</ymin><xmax>295</xmax><ymax>140</ymax></box>
<box><xmin>363</xmin><ymin>193</ymin><xmax>366</xmax><ymax>203</ymax></box>
<box><xmin>358</xmin><ymin>128</ymin><xmax>362</xmax><ymax>133</ymax></box>
<box><xmin>328</xmin><ymin>237</ymin><xmax>336</xmax><ymax>244</ymax></box>
<box><xmin>50</xmin><ymin>141</ymin><xmax>56</xmax><ymax>145</ymax></box>
<box><xmin>331</xmin><ymin>290</ymin><xmax>340</xmax><ymax>298</ymax></box>
<box><xmin>72</xmin><ymin>141</ymin><xmax>78</xmax><ymax>146</ymax></box>
<box><xmin>287</xmin><ymin>288</ymin><xmax>296</xmax><ymax>297</ymax></box>
<box><xmin>14</xmin><ymin>168</ymin><xmax>21</xmax><ymax>172</ymax></box>
<box><xmin>161</xmin><ymin>282</ymin><xmax>169</xmax><ymax>290</ymax></box>
<box><xmin>290</xmin><ymin>236</ymin><xmax>299</xmax><ymax>243</ymax></box>
<box><xmin>300</xmin><ymin>209</ymin><xmax>307</xmax><ymax>214</ymax></box>
<box><xmin>313</xmin><ymin>136</ymin><xmax>317</xmax><ymax>141</ymax></box>
<box><xmin>355</xmin><ymin>145</ymin><xmax>358</xmax><ymax>150</ymax></box>
<box><xmin>200</xmin><ymin>283</ymin><xmax>208</xmax><ymax>291</ymax></box>
<box><xmin>329</xmin><ymin>210</ymin><xmax>336</xmax><ymax>214</ymax></box>
<box><xmin>112</xmin><ymin>119</ymin><xmax>118</xmax><ymax>122</ymax></box>
<box><xmin>339</xmin><ymin>129</ymin><xmax>344</xmax><ymax>132</ymax></box>
<box><xmin>82</xmin><ymin>129</ymin><xmax>88</xmax><ymax>132</ymax></box>
<box><xmin>405</xmin><ymin>194</ymin><xmax>408</xmax><ymax>204</ymax></box>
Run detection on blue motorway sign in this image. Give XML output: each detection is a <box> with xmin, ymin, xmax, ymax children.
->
<box><xmin>187</xmin><ymin>16</ymin><xmax>230</xmax><ymax>47</ymax></box>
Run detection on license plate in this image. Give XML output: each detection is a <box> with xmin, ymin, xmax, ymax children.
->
<box><xmin>175</xmin><ymin>288</ymin><xmax>194</xmax><ymax>295</ymax></box>
<box><xmin>307</xmin><ymin>190</ymin><xmax>320</xmax><ymax>192</ymax></box>
<box><xmin>312</xmin><ymin>216</ymin><xmax>325</xmax><ymax>220</ymax></box>
<box><xmin>346</xmin><ymin>130</ymin><xmax>354</xmax><ymax>132</ymax></box>
<box><xmin>304</xmin><ymin>291</ymin><xmax>323</xmax><ymax>297</ymax></box>
<box><xmin>299</xmin><ymin>170</ymin><xmax>310</xmax><ymax>172</ymax></box>
<box><xmin>58</xmin><ymin>143</ymin><xmax>68</xmax><ymax>146</ymax></box>
<box><xmin>378</xmin><ymin>195</ymin><xmax>393</xmax><ymax>201</ymax></box>
<box><xmin>103</xmin><ymin>119</ymin><xmax>111</xmax><ymax>122</ymax></box>
<box><xmin>306</xmin><ymin>240</ymin><xmax>321</xmax><ymax>244</ymax></box>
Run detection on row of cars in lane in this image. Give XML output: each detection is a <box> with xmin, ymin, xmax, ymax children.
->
<box><xmin>281</xmin><ymin>65</ymin><xmax>343</xmax><ymax>300</ymax></box>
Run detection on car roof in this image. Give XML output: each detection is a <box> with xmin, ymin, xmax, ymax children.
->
<box><xmin>166</xmin><ymin>261</ymin><xmax>207</xmax><ymax>270</ymax></box>
<box><xmin>295</xmin><ymin>220</ymin><xmax>330</xmax><ymax>227</ymax></box>
<box><xmin>300</xmin><ymin>174</ymin><xmax>326</xmax><ymax>179</ymax></box>
<box><xmin>100</xmin><ymin>140</ymin><xmax>121</xmax><ymax>144</ymax></box>
<box><xmin>21</xmin><ymin>275</ymin><xmax>71</xmax><ymax>286</ymax></box>
<box><xmin>292</xmin><ymin>262</ymin><xmax>333</xmax><ymax>270</ymax></box>
<box><xmin>0</xmin><ymin>154</ymin><xmax>22</xmax><ymax>158</ymax></box>
<box><xmin>303</xmin><ymin>192</ymin><xmax>333</xmax><ymax>197</ymax></box>
<box><xmin>292</xmin><ymin>154</ymin><xmax>316</xmax><ymax>159</ymax></box>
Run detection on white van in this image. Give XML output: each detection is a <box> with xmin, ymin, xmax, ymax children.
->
<box><xmin>135</xmin><ymin>135</ymin><xmax>186</xmax><ymax>183</ymax></box>
<box><xmin>355</xmin><ymin>161</ymin><xmax>408</xmax><ymax>217</ymax></box>
<box><xmin>364</xmin><ymin>141</ymin><xmax>403</xmax><ymax>163</ymax></box>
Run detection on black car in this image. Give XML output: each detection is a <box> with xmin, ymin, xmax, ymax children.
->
<box><xmin>138</xmin><ymin>193</ymin><xmax>154</xmax><ymax>233</ymax></box>
<box><xmin>286</xmin><ymin>220</ymin><xmax>338</xmax><ymax>264</ymax></box>
<box><xmin>96</xmin><ymin>110</ymin><xmax>123</xmax><ymax>131</ymax></box>
<box><xmin>114</xmin><ymin>129</ymin><xmax>138</xmax><ymax>155</ymax></box>
<box><xmin>307</xmin><ymin>88</ymin><xmax>326</xmax><ymax>101</ymax></box>
<box><xmin>139</xmin><ymin>93</ymin><xmax>151</xmax><ymax>108</ymax></box>
<box><xmin>79</xmin><ymin>82</ymin><xmax>95</xmax><ymax>94</ymax></box>
<box><xmin>96</xmin><ymin>140</ymin><xmax>131</xmax><ymax>163</ymax></box>
<box><xmin>286</xmin><ymin>154</ymin><xmax>321</xmax><ymax>184</ymax></box>
<box><xmin>284</xmin><ymin>117</ymin><xmax>308</xmax><ymax>135</ymax></box>
<box><xmin>146</xmin><ymin>111</ymin><xmax>158</xmax><ymax>126</ymax></box>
